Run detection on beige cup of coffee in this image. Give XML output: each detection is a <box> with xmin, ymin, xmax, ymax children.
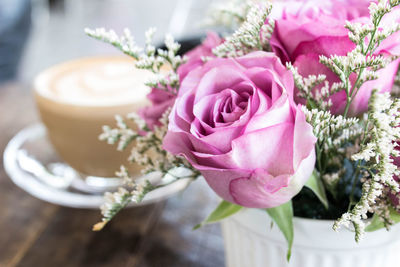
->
<box><xmin>34</xmin><ymin>56</ymin><xmax>153</xmax><ymax>178</ymax></box>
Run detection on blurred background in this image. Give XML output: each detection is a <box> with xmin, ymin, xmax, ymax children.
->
<box><xmin>0</xmin><ymin>0</ymin><xmax>214</xmax><ymax>84</ymax></box>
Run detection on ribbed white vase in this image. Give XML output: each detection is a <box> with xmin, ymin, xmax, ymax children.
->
<box><xmin>221</xmin><ymin>208</ymin><xmax>400</xmax><ymax>267</ymax></box>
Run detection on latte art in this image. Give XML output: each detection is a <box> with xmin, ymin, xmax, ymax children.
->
<box><xmin>35</xmin><ymin>57</ymin><xmax>153</xmax><ymax>106</ymax></box>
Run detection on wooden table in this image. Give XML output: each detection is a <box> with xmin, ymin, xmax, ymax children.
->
<box><xmin>0</xmin><ymin>83</ymin><xmax>225</xmax><ymax>267</ymax></box>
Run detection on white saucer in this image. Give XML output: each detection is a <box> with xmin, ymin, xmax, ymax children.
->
<box><xmin>3</xmin><ymin>124</ymin><xmax>191</xmax><ymax>209</ymax></box>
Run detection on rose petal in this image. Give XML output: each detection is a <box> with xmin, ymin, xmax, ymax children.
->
<box><xmin>229</xmin><ymin>150</ymin><xmax>316</xmax><ymax>208</ymax></box>
<box><xmin>229</xmin><ymin>171</ymin><xmax>290</xmax><ymax>208</ymax></box>
<box><xmin>293</xmin><ymin>105</ymin><xmax>317</xmax><ymax>169</ymax></box>
<box><xmin>245</xmin><ymin>92</ymin><xmax>293</xmax><ymax>133</ymax></box>
<box><xmin>231</xmin><ymin>123</ymin><xmax>295</xmax><ymax>175</ymax></box>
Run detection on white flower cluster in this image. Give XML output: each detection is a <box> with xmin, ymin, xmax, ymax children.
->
<box><xmin>127</xmin><ymin>109</ymin><xmax>178</xmax><ymax>174</ymax></box>
<box><xmin>85</xmin><ymin>27</ymin><xmax>186</xmax><ymax>92</ymax></box>
<box><xmin>370</xmin><ymin>0</ymin><xmax>400</xmax><ymax>25</ymax></box>
<box><xmin>99</xmin><ymin>110</ymin><xmax>182</xmax><ymax>175</ymax></box>
<box><xmin>302</xmin><ymin>107</ymin><xmax>360</xmax><ymax>149</ymax></box>
<box><xmin>213</xmin><ymin>1</ymin><xmax>272</xmax><ymax>57</ymax></box>
<box><xmin>85</xmin><ymin>27</ymin><xmax>142</xmax><ymax>58</ymax></box>
<box><xmin>95</xmin><ymin>108</ymin><xmax>201</xmax><ymax>228</ymax></box>
<box><xmin>354</xmin><ymin>92</ymin><xmax>400</xmax><ymax>190</ymax></box>
<box><xmin>101</xmin><ymin>188</ymin><xmax>130</xmax><ymax>218</ymax></box>
<box><xmin>320</xmin><ymin>52</ymin><xmax>389</xmax><ymax>82</ymax></box>
<box><xmin>287</xmin><ymin>63</ymin><xmax>342</xmax><ymax>110</ymax></box>
<box><xmin>318</xmin><ymin>0</ymin><xmax>400</xmax><ymax>117</ymax></box>
<box><xmin>99</xmin><ymin>115</ymin><xmax>137</xmax><ymax>151</ymax></box>
<box><xmin>330</xmin><ymin>127</ymin><xmax>364</xmax><ymax>153</ymax></box>
<box><xmin>347</xmin><ymin>0</ymin><xmax>400</xmax><ymax>53</ymax></box>
<box><xmin>93</xmin><ymin>168</ymin><xmax>153</xmax><ymax>231</ymax></box>
<box><xmin>96</xmin><ymin>99</ymin><xmax>200</xmax><ymax>230</ymax></box>
<box><xmin>302</xmin><ymin>107</ymin><xmax>363</xmax><ymax>197</ymax></box>
<box><xmin>334</xmin><ymin>91</ymin><xmax>400</xmax><ymax>241</ymax></box>
<box><xmin>260</xmin><ymin>18</ymin><xmax>275</xmax><ymax>52</ymax></box>
<box><xmin>145</xmin><ymin>72</ymin><xmax>180</xmax><ymax>94</ymax></box>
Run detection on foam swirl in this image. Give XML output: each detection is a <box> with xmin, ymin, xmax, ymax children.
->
<box><xmin>35</xmin><ymin>57</ymin><xmax>154</xmax><ymax>106</ymax></box>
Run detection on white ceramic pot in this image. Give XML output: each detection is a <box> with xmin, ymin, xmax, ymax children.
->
<box><xmin>221</xmin><ymin>208</ymin><xmax>400</xmax><ymax>267</ymax></box>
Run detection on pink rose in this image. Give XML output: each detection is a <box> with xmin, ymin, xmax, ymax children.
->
<box><xmin>270</xmin><ymin>1</ymin><xmax>400</xmax><ymax>116</ymax></box>
<box><xmin>163</xmin><ymin>52</ymin><xmax>317</xmax><ymax>208</ymax></box>
<box><xmin>139</xmin><ymin>87</ymin><xmax>176</xmax><ymax>128</ymax></box>
<box><xmin>139</xmin><ymin>32</ymin><xmax>222</xmax><ymax>128</ymax></box>
<box><xmin>177</xmin><ymin>31</ymin><xmax>223</xmax><ymax>81</ymax></box>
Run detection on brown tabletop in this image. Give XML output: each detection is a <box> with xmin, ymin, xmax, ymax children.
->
<box><xmin>0</xmin><ymin>82</ymin><xmax>225</xmax><ymax>267</ymax></box>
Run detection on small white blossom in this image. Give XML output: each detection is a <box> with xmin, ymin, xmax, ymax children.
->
<box><xmin>205</xmin><ymin>0</ymin><xmax>260</xmax><ymax>29</ymax></box>
<box><xmin>127</xmin><ymin>112</ymin><xmax>147</xmax><ymax>131</ymax></box>
<box><xmin>100</xmin><ymin>187</ymin><xmax>130</xmax><ymax>219</ymax></box>
<box><xmin>302</xmin><ymin>107</ymin><xmax>359</xmax><ymax>143</ymax></box>
<box><xmin>288</xmin><ymin>63</ymin><xmax>336</xmax><ymax>110</ymax></box>
<box><xmin>86</xmin><ymin>27</ymin><xmax>186</xmax><ymax>93</ymax></box>
<box><xmin>213</xmin><ymin>1</ymin><xmax>272</xmax><ymax>57</ymax></box>
<box><xmin>85</xmin><ymin>27</ymin><xmax>142</xmax><ymax>57</ymax></box>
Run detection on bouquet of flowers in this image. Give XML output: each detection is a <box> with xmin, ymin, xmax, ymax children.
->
<box><xmin>86</xmin><ymin>0</ymin><xmax>400</xmax><ymax>260</ymax></box>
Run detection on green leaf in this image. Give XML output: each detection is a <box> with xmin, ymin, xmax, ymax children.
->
<box><xmin>366</xmin><ymin>206</ymin><xmax>400</xmax><ymax>232</ymax></box>
<box><xmin>266</xmin><ymin>201</ymin><xmax>294</xmax><ymax>261</ymax></box>
<box><xmin>194</xmin><ymin>200</ymin><xmax>243</xmax><ymax>230</ymax></box>
<box><xmin>305</xmin><ymin>170</ymin><xmax>329</xmax><ymax>209</ymax></box>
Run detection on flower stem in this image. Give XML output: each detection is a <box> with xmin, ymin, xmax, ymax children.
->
<box><xmin>342</xmin><ymin>14</ymin><xmax>383</xmax><ymax>118</ymax></box>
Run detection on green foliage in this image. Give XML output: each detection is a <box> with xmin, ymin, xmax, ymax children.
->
<box><xmin>305</xmin><ymin>171</ymin><xmax>329</xmax><ymax>209</ymax></box>
<box><xmin>266</xmin><ymin>201</ymin><xmax>294</xmax><ymax>261</ymax></box>
<box><xmin>194</xmin><ymin>200</ymin><xmax>243</xmax><ymax>229</ymax></box>
<box><xmin>366</xmin><ymin>206</ymin><xmax>400</xmax><ymax>232</ymax></box>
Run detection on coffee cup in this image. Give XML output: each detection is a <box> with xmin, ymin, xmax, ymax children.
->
<box><xmin>34</xmin><ymin>56</ymin><xmax>153</xmax><ymax>180</ymax></box>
